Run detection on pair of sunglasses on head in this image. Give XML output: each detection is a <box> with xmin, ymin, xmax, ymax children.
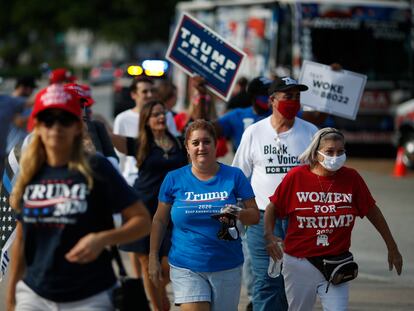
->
<box><xmin>37</xmin><ymin>110</ymin><xmax>79</xmax><ymax>128</ymax></box>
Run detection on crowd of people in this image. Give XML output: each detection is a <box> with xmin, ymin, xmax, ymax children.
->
<box><xmin>0</xmin><ymin>67</ymin><xmax>403</xmax><ymax>311</ymax></box>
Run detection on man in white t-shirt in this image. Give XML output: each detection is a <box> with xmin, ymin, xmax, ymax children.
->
<box><xmin>233</xmin><ymin>77</ymin><xmax>318</xmax><ymax>311</ymax></box>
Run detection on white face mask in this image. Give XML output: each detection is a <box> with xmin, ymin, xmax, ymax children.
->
<box><xmin>317</xmin><ymin>151</ymin><xmax>346</xmax><ymax>172</ymax></box>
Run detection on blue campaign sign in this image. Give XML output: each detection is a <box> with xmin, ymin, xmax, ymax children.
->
<box><xmin>166</xmin><ymin>13</ymin><xmax>246</xmax><ymax>101</ymax></box>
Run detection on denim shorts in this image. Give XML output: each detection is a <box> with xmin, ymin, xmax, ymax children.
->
<box><xmin>170</xmin><ymin>264</ymin><xmax>242</xmax><ymax>311</ymax></box>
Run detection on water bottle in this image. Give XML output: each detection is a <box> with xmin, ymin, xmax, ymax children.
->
<box><xmin>235</xmin><ymin>198</ymin><xmax>245</xmax><ymax>236</ymax></box>
<box><xmin>228</xmin><ymin>226</ymin><xmax>239</xmax><ymax>239</ymax></box>
<box><xmin>268</xmin><ymin>256</ymin><xmax>282</xmax><ymax>278</ymax></box>
<box><xmin>268</xmin><ymin>242</ymin><xmax>283</xmax><ymax>278</ymax></box>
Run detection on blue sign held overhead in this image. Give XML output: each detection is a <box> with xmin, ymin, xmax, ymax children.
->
<box><xmin>166</xmin><ymin>13</ymin><xmax>246</xmax><ymax>101</ymax></box>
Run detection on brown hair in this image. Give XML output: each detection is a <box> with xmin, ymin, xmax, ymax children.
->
<box><xmin>136</xmin><ymin>100</ymin><xmax>166</xmax><ymax>167</ymax></box>
<box><xmin>157</xmin><ymin>80</ymin><xmax>177</xmax><ymax>103</ymax></box>
<box><xmin>184</xmin><ymin>119</ymin><xmax>217</xmax><ymax>148</ymax></box>
<box><xmin>129</xmin><ymin>76</ymin><xmax>154</xmax><ymax>93</ymax></box>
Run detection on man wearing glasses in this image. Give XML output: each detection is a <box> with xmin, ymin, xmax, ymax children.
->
<box><xmin>232</xmin><ymin>77</ymin><xmax>318</xmax><ymax>311</ymax></box>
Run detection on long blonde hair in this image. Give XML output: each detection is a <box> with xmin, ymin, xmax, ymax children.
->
<box><xmin>10</xmin><ymin>123</ymin><xmax>94</xmax><ymax>211</ymax></box>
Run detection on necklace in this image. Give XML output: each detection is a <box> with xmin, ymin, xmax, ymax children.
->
<box><xmin>316</xmin><ymin>175</ymin><xmax>335</xmax><ymax>203</ymax></box>
<box><xmin>154</xmin><ymin>135</ymin><xmax>173</xmax><ymax>159</ymax></box>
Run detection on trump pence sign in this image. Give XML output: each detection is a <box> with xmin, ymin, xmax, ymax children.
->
<box><xmin>166</xmin><ymin>13</ymin><xmax>246</xmax><ymax>101</ymax></box>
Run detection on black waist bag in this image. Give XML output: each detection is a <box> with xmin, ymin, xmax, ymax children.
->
<box><xmin>307</xmin><ymin>251</ymin><xmax>358</xmax><ymax>292</ymax></box>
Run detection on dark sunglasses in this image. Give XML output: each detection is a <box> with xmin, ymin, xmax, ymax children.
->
<box><xmin>150</xmin><ymin>111</ymin><xmax>166</xmax><ymax>118</ymax></box>
<box><xmin>37</xmin><ymin>111</ymin><xmax>79</xmax><ymax>128</ymax></box>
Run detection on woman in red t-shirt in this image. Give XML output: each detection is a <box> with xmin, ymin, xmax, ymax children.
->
<box><xmin>264</xmin><ymin>127</ymin><xmax>403</xmax><ymax>311</ymax></box>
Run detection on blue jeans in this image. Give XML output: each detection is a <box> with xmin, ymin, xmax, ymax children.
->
<box><xmin>242</xmin><ymin>235</ymin><xmax>254</xmax><ymax>300</ymax></box>
<box><xmin>246</xmin><ymin>213</ymin><xmax>288</xmax><ymax>311</ymax></box>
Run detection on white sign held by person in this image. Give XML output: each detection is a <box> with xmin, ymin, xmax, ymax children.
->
<box><xmin>299</xmin><ymin>61</ymin><xmax>367</xmax><ymax>120</ymax></box>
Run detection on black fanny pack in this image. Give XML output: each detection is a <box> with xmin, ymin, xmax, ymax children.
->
<box><xmin>307</xmin><ymin>251</ymin><xmax>358</xmax><ymax>292</ymax></box>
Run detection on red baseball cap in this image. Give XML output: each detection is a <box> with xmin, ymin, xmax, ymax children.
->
<box><xmin>64</xmin><ymin>83</ymin><xmax>95</xmax><ymax>107</ymax></box>
<box><xmin>27</xmin><ymin>85</ymin><xmax>82</xmax><ymax>131</ymax></box>
<box><xmin>49</xmin><ymin>68</ymin><xmax>74</xmax><ymax>84</ymax></box>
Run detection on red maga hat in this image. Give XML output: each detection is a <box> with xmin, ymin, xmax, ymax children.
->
<box><xmin>27</xmin><ymin>85</ymin><xmax>81</xmax><ymax>131</ymax></box>
<box><xmin>64</xmin><ymin>83</ymin><xmax>95</xmax><ymax>107</ymax></box>
<box><xmin>49</xmin><ymin>68</ymin><xmax>74</xmax><ymax>84</ymax></box>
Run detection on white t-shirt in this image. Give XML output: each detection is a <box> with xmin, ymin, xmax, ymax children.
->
<box><xmin>113</xmin><ymin>109</ymin><xmax>140</xmax><ymax>185</ymax></box>
<box><xmin>113</xmin><ymin>109</ymin><xmax>180</xmax><ymax>185</ymax></box>
<box><xmin>166</xmin><ymin>111</ymin><xmax>180</xmax><ymax>137</ymax></box>
<box><xmin>232</xmin><ymin>116</ymin><xmax>318</xmax><ymax>211</ymax></box>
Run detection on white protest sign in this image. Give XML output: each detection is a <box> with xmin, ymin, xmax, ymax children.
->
<box><xmin>299</xmin><ymin>60</ymin><xmax>367</xmax><ymax>120</ymax></box>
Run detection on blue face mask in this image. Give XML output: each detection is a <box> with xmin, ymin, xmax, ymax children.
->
<box><xmin>318</xmin><ymin>151</ymin><xmax>346</xmax><ymax>172</ymax></box>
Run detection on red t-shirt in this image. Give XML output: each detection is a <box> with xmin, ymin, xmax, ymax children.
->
<box><xmin>269</xmin><ymin>165</ymin><xmax>375</xmax><ymax>258</ymax></box>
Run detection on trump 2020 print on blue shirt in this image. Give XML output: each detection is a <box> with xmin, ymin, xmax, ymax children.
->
<box><xmin>166</xmin><ymin>13</ymin><xmax>246</xmax><ymax>101</ymax></box>
<box><xmin>158</xmin><ymin>164</ymin><xmax>254</xmax><ymax>272</ymax></box>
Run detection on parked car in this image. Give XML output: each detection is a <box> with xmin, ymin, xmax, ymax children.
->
<box><xmin>394</xmin><ymin>98</ymin><xmax>414</xmax><ymax>169</ymax></box>
<box><xmin>89</xmin><ymin>61</ymin><xmax>122</xmax><ymax>86</ymax></box>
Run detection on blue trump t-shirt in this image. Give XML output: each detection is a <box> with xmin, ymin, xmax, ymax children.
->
<box><xmin>218</xmin><ymin>107</ymin><xmax>270</xmax><ymax>151</ymax></box>
<box><xmin>159</xmin><ymin>163</ymin><xmax>255</xmax><ymax>272</ymax></box>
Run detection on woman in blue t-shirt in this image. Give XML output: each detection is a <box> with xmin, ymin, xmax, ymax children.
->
<box><xmin>6</xmin><ymin>85</ymin><xmax>151</xmax><ymax>311</ymax></box>
<box><xmin>112</xmin><ymin>100</ymin><xmax>188</xmax><ymax>311</ymax></box>
<box><xmin>149</xmin><ymin>120</ymin><xmax>260</xmax><ymax>311</ymax></box>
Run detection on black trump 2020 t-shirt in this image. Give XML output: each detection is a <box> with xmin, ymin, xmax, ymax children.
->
<box><xmin>18</xmin><ymin>155</ymin><xmax>139</xmax><ymax>302</ymax></box>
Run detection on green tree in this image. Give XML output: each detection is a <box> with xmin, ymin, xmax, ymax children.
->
<box><xmin>0</xmin><ymin>0</ymin><xmax>185</xmax><ymax>71</ymax></box>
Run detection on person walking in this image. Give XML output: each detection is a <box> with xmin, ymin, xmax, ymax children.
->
<box><xmin>63</xmin><ymin>83</ymin><xmax>119</xmax><ymax>166</ymax></box>
<box><xmin>112</xmin><ymin>100</ymin><xmax>188</xmax><ymax>311</ymax></box>
<box><xmin>173</xmin><ymin>77</ymin><xmax>228</xmax><ymax>158</ymax></box>
<box><xmin>5</xmin><ymin>76</ymin><xmax>37</xmax><ymax>154</ymax></box>
<box><xmin>156</xmin><ymin>79</ymin><xmax>180</xmax><ymax>135</ymax></box>
<box><xmin>0</xmin><ymin>82</ymin><xmax>121</xmax><ymax>284</ymax></box>
<box><xmin>264</xmin><ymin>127</ymin><xmax>403</xmax><ymax>310</ymax></box>
<box><xmin>216</xmin><ymin>76</ymin><xmax>272</xmax><ymax>152</ymax></box>
<box><xmin>6</xmin><ymin>85</ymin><xmax>151</xmax><ymax>311</ymax></box>
<box><xmin>232</xmin><ymin>77</ymin><xmax>318</xmax><ymax>311</ymax></box>
<box><xmin>149</xmin><ymin>120</ymin><xmax>260</xmax><ymax>311</ymax></box>
<box><xmin>0</xmin><ymin>77</ymin><xmax>35</xmax><ymax>176</ymax></box>
<box><xmin>113</xmin><ymin>76</ymin><xmax>157</xmax><ymax>185</ymax></box>
<box><xmin>113</xmin><ymin>76</ymin><xmax>166</xmax><ymax>284</ymax></box>
<box><xmin>226</xmin><ymin>76</ymin><xmax>250</xmax><ymax>111</ymax></box>
<box><xmin>215</xmin><ymin>76</ymin><xmax>273</xmax><ymax>309</ymax></box>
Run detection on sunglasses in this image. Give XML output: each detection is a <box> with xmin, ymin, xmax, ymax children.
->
<box><xmin>37</xmin><ymin>111</ymin><xmax>79</xmax><ymax>128</ymax></box>
<box><xmin>150</xmin><ymin>111</ymin><xmax>166</xmax><ymax>118</ymax></box>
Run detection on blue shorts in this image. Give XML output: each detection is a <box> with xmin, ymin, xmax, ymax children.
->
<box><xmin>170</xmin><ymin>264</ymin><xmax>242</xmax><ymax>311</ymax></box>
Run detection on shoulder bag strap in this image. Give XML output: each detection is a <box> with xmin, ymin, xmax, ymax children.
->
<box><xmin>111</xmin><ymin>246</ymin><xmax>128</xmax><ymax>277</ymax></box>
